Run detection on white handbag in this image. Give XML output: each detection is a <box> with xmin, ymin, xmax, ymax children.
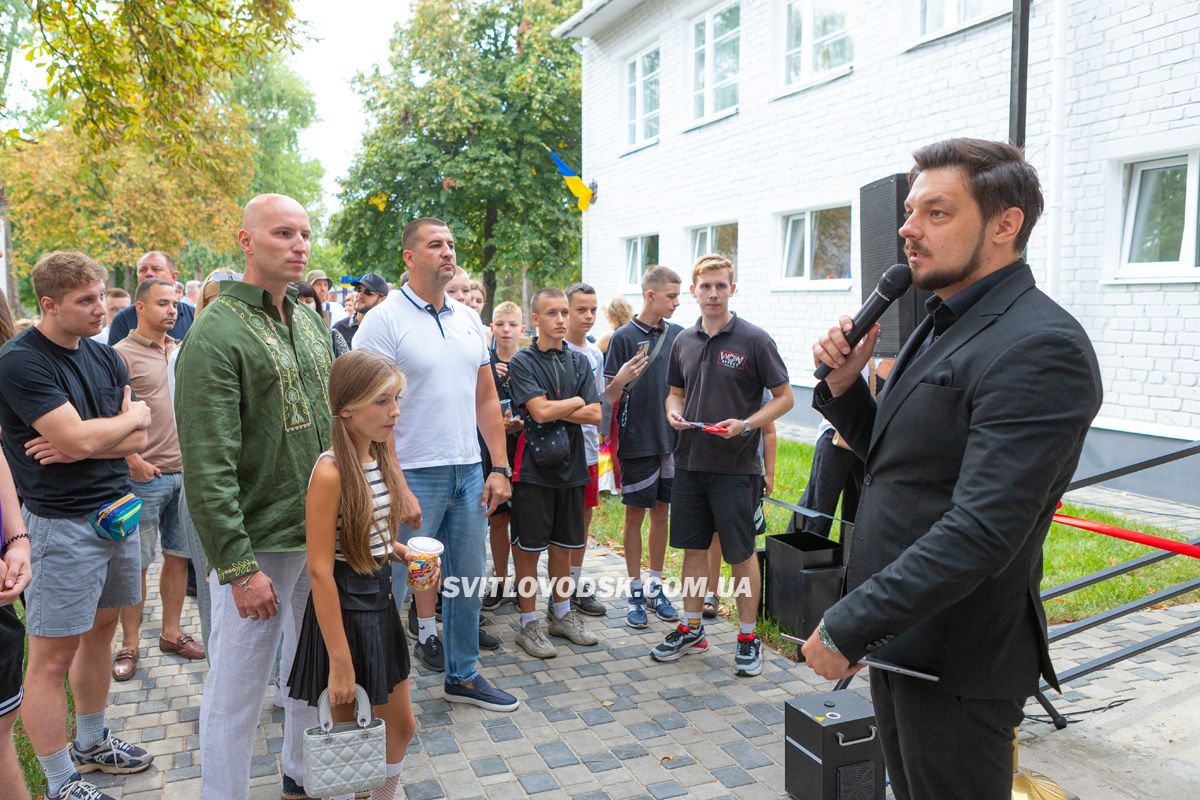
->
<box><xmin>302</xmin><ymin>684</ymin><xmax>386</xmax><ymax>797</ymax></box>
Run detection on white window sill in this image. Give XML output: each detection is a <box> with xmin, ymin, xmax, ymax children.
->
<box><xmin>683</xmin><ymin>107</ymin><xmax>738</xmax><ymax>134</ymax></box>
<box><xmin>904</xmin><ymin>9</ymin><xmax>1011</xmax><ymax>53</ymax></box>
<box><xmin>773</xmin><ymin>278</ymin><xmax>854</xmax><ymax>292</ymax></box>
<box><xmin>620</xmin><ymin>138</ymin><xmax>659</xmax><ymax>158</ymax></box>
<box><xmin>1101</xmin><ymin>273</ymin><xmax>1200</xmax><ymax>286</ymax></box>
<box><xmin>622</xmin><ymin>285</ymin><xmax>642</xmax><ymax>295</ymax></box>
<box><xmin>770</xmin><ymin>64</ymin><xmax>853</xmax><ymax>102</ymax></box>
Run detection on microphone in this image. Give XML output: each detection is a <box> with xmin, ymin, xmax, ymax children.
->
<box><xmin>813</xmin><ymin>264</ymin><xmax>912</xmax><ymax>380</ymax></box>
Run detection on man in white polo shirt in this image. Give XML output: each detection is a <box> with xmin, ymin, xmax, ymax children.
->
<box><xmin>353</xmin><ymin>217</ymin><xmax>518</xmax><ymax>712</ymax></box>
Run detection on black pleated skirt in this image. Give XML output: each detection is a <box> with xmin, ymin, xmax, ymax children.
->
<box><xmin>287</xmin><ymin>559</ymin><xmax>411</xmax><ymax>707</ymax></box>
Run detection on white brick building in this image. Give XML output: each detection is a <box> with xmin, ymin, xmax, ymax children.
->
<box><xmin>556</xmin><ymin>0</ymin><xmax>1200</xmax><ymax>502</ymax></box>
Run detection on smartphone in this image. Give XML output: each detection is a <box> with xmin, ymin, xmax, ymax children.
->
<box><xmin>636</xmin><ymin>340</ymin><xmax>651</xmax><ymax>357</ymax></box>
<box><xmin>683</xmin><ymin>420</ymin><xmax>725</xmax><ymax>434</ymax></box>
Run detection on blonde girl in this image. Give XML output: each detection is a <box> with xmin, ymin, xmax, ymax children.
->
<box><xmin>287</xmin><ymin>351</ymin><xmax>421</xmax><ymax>800</ymax></box>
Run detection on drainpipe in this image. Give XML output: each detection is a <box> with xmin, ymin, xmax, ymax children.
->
<box><xmin>1046</xmin><ymin>0</ymin><xmax>1068</xmax><ymax>301</ymax></box>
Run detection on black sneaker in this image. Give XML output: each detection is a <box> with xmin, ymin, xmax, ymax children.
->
<box><xmin>481</xmin><ymin>575</ymin><xmax>511</xmax><ymax>611</ymax></box>
<box><xmin>479</xmin><ymin>621</ymin><xmax>501</xmax><ymax>650</ymax></box>
<box><xmin>734</xmin><ymin>633</ymin><xmax>764</xmax><ymax>677</ymax></box>
<box><xmin>414</xmin><ymin>633</ymin><xmax>445</xmax><ymax>672</ymax></box>
<box><xmin>650</xmin><ymin>624</ymin><xmax>708</xmax><ymax>662</ymax></box>
<box><xmin>572</xmin><ymin>585</ymin><xmax>606</xmax><ymax>617</ymax></box>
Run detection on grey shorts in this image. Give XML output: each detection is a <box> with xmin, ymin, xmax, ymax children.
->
<box><xmin>23</xmin><ymin>508</ymin><xmax>142</xmax><ymax>638</ymax></box>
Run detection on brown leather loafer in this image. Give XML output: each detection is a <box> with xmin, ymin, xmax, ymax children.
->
<box><xmin>112</xmin><ymin>648</ymin><xmax>138</xmax><ymax>681</ymax></box>
<box><xmin>159</xmin><ymin>632</ymin><xmax>206</xmax><ymax>660</ymax></box>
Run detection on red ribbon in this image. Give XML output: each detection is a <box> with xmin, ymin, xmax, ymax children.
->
<box><xmin>1053</xmin><ymin>503</ymin><xmax>1200</xmax><ymax>559</ymax></box>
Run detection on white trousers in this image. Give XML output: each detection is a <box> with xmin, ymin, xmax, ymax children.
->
<box><xmin>200</xmin><ymin>551</ymin><xmax>315</xmax><ymax>800</ymax></box>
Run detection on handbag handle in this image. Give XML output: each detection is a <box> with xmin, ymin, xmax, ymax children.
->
<box><xmin>316</xmin><ymin>685</ymin><xmax>373</xmax><ymax>733</ymax></box>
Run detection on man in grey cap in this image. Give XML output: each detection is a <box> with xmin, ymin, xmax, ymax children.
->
<box><xmin>334</xmin><ymin>272</ymin><xmax>388</xmax><ymax>347</ymax></box>
<box><xmin>304</xmin><ymin>268</ymin><xmax>348</xmax><ymax>324</ymax></box>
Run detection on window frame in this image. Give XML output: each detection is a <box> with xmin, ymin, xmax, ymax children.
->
<box><xmin>689</xmin><ymin>221</ymin><xmax>739</xmax><ymax>271</ymax></box>
<box><xmin>781</xmin><ymin>0</ymin><xmax>854</xmax><ymax>90</ymax></box>
<box><xmin>1114</xmin><ymin>152</ymin><xmax>1200</xmax><ymax>282</ymax></box>
<box><xmin>911</xmin><ymin>0</ymin><xmax>1009</xmax><ymax>45</ymax></box>
<box><xmin>776</xmin><ymin>203</ymin><xmax>855</xmax><ymax>291</ymax></box>
<box><xmin>624</xmin><ymin>43</ymin><xmax>662</xmax><ymax>151</ymax></box>
<box><xmin>689</xmin><ymin>1</ymin><xmax>741</xmax><ymax>124</ymax></box>
<box><xmin>623</xmin><ymin>234</ymin><xmax>661</xmax><ymax>290</ymax></box>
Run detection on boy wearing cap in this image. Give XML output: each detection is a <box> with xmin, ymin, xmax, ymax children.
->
<box><xmin>335</xmin><ymin>272</ymin><xmax>388</xmax><ymax>346</ymax></box>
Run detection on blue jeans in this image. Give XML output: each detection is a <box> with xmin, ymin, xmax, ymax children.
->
<box><xmin>132</xmin><ymin>472</ymin><xmax>185</xmax><ymax>569</ymax></box>
<box><xmin>391</xmin><ymin>463</ymin><xmax>486</xmax><ymax>684</ymax></box>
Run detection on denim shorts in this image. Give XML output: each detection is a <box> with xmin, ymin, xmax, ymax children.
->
<box><xmin>132</xmin><ymin>472</ymin><xmax>186</xmax><ymax>567</ymax></box>
<box><xmin>23</xmin><ymin>508</ymin><xmax>141</xmax><ymax>637</ymax></box>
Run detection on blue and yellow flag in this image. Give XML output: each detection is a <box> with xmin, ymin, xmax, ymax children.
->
<box><xmin>544</xmin><ymin>146</ymin><xmax>593</xmax><ymax>211</ymax></box>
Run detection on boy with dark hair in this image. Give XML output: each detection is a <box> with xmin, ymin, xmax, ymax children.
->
<box><xmin>653</xmin><ymin>254</ymin><xmax>794</xmax><ymax>677</ymax></box>
<box><xmin>507</xmin><ymin>288</ymin><xmax>602</xmax><ymax>658</ymax></box>
<box><xmin>603</xmin><ymin>265</ymin><xmax>683</xmax><ymax>627</ymax></box>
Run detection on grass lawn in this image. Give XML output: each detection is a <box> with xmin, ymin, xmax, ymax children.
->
<box><xmin>588</xmin><ymin>439</ymin><xmax>1200</xmax><ymax>658</ymax></box>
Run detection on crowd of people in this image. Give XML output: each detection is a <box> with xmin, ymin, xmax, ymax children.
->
<box><xmin>0</xmin><ymin>138</ymin><xmax>1104</xmax><ymax>800</ymax></box>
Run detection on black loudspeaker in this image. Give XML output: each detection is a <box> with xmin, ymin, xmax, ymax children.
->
<box><xmin>859</xmin><ymin>174</ymin><xmax>931</xmax><ymax>357</ymax></box>
<box><xmin>764</xmin><ymin>532</ymin><xmax>844</xmax><ymax>639</ymax></box>
<box><xmin>785</xmin><ymin>691</ymin><xmax>886</xmax><ymax>800</ymax></box>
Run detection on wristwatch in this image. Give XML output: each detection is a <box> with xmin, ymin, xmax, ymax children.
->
<box><xmin>740</xmin><ymin>419</ymin><xmax>754</xmax><ymax>437</ymax></box>
<box><xmin>817</xmin><ymin>619</ymin><xmax>840</xmax><ymax>653</ymax></box>
<box><xmin>490</xmin><ymin>465</ymin><xmax>512</xmax><ymax>479</ymax></box>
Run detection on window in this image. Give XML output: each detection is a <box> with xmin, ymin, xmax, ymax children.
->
<box><xmin>691</xmin><ymin>223</ymin><xmax>739</xmax><ymax>268</ymax></box>
<box><xmin>918</xmin><ymin>0</ymin><xmax>1007</xmax><ymax>38</ymax></box>
<box><xmin>691</xmin><ymin>2</ymin><xmax>740</xmax><ymax>121</ymax></box>
<box><xmin>784</xmin><ymin>1</ymin><xmax>853</xmax><ymax>86</ymax></box>
<box><xmin>626</xmin><ymin>47</ymin><xmax>661</xmax><ymax>147</ymax></box>
<box><xmin>782</xmin><ymin>206</ymin><xmax>852</xmax><ymax>283</ymax></box>
<box><xmin>1118</xmin><ymin>154</ymin><xmax>1200</xmax><ymax>278</ymax></box>
<box><xmin>624</xmin><ymin>235</ymin><xmax>660</xmax><ymax>285</ymax></box>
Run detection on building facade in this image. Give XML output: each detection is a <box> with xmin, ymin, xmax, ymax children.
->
<box><xmin>557</xmin><ymin>0</ymin><xmax>1200</xmax><ymax>502</ymax></box>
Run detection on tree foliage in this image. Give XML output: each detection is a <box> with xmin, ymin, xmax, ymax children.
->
<box><xmin>330</xmin><ymin>0</ymin><xmax>584</xmax><ymax>311</ymax></box>
<box><xmin>6</xmin><ymin>1</ymin><xmax>298</xmax><ymax>156</ymax></box>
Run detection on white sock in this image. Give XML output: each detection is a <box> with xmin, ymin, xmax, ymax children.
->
<box><xmin>417</xmin><ymin>615</ymin><xmax>437</xmax><ymax>644</ymax></box>
<box><xmin>739</xmin><ymin>622</ymin><xmax>756</xmax><ymax>636</ymax></box>
<box><xmin>37</xmin><ymin>748</ymin><xmax>75</xmax><ymax>797</ymax></box>
<box><xmin>74</xmin><ymin>710</ymin><xmax>107</xmax><ymax>751</ymax></box>
<box><xmin>520</xmin><ymin>611</ymin><xmax>537</xmax><ymax>627</ymax></box>
<box><xmin>646</xmin><ymin>570</ymin><xmax>662</xmax><ymax>595</ymax></box>
<box><xmin>570</xmin><ymin>565</ymin><xmax>583</xmax><ymax>593</ymax></box>
<box><xmin>553</xmin><ymin>599</ymin><xmax>571</xmax><ymax>619</ymax></box>
<box><xmin>368</xmin><ymin>760</ymin><xmax>405</xmax><ymax>800</ymax></box>
<box><xmin>387</xmin><ymin>759</ymin><xmax>405</xmax><ymax>777</ymax></box>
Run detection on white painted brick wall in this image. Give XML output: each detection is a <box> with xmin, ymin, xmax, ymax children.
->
<box><xmin>570</xmin><ymin>0</ymin><xmax>1200</xmax><ymax>437</ymax></box>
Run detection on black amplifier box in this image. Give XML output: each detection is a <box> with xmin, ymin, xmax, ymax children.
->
<box><xmin>784</xmin><ymin>691</ymin><xmax>885</xmax><ymax>800</ymax></box>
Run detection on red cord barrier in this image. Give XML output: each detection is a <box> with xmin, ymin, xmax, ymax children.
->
<box><xmin>1053</xmin><ymin>502</ymin><xmax>1200</xmax><ymax>560</ymax></box>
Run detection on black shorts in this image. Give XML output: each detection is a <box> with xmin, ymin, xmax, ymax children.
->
<box><xmin>669</xmin><ymin>468</ymin><xmax>763</xmax><ymax>565</ymax></box>
<box><xmin>619</xmin><ymin>454</ymin><xmax>674</xmax><ymax>509</ymax></box>
<box><xmin>0</xmin><ymin>604</ymin><xmax>24</xmax><ymax>717</ymax></box>
<box><xmin>511</xmin><ymin>483</ymin><xmax>586</xmax><ymax>552</ymax></box>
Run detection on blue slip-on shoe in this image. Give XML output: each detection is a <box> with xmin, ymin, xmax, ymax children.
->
<box><xmin>444</xmin><ymin>673</ymin><xmax>520</xmax><ymax>712</ymax></box>
<box><xmin>71</xmin><ymin>730</ymin><xmax>153</xmax><ymax>775</ymax></box>
<box><xmin>646</xmin><ymin>585</ymin><xmax>679</xmax><ymax>622</ymax></box>
<box><xmin>46</xmin><ymin>773</ymin><xmax>118</xmax><ymax>800</ymax></box>
<box><xmin>626</xmin><ymin>585</ymin><xmax>649</xmax><ymax>629</ymax></box>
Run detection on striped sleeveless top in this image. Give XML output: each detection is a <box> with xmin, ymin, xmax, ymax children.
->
<box><xmin>313</xmin><ymin>452</ymin><xmax>393</xmax><ymax>562</ymax></box>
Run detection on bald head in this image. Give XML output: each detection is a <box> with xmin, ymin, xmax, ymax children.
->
<box><xmin>237</xmin><ymin>194</ymin><xmax>312</xmax><ymax>290</ymax></box>
<box><xmin>241</xmin><ymin>194</ymin><xmax>308</xmax><ymax>232</ymax></box>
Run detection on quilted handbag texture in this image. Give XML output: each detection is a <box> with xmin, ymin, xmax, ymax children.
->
<box><xmin>302</xmin><ymin>685</ymin><xmax>386</xmax><ymax>796</ymax></box>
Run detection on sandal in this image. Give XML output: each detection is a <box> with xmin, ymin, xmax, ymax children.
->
<box><xmin>703</xmin><ymin>594</ymin><xmax>719</xmax><ymax>620</ymax></box>
<box><xmin>112</xmin><ymin>647</ymin><xmax>139</xmax><ymax>682</ymax></box>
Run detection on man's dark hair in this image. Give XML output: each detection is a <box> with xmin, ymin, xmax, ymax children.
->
<box><xmin>565</xmin><ymin>282</ymin><xmax>596</xmax><ymax>302</ymax></box>
<box><xmin>531</xmin><ymin>287</ymin><xmax>566</xmax><ymax>314</ymax></box>
<box><xmin>401</xmin><ymin>217</ymin><xmax>449</xmax><ymax>251</ymax></box>
<box><xmin>909</xmin><ymin>138</ymin><xmax>1044</xmax><ymax>252</ymax></box>
<box><xmin>135</xmin><ymin>278</ymin><xmax>175</xmax><ymax>303</ymax></box>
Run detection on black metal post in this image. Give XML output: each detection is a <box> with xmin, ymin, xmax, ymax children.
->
<box><xmin>1009</xmin><ymin>0</ymin><xmax>1031</xmax><ymax>148</ymax></box>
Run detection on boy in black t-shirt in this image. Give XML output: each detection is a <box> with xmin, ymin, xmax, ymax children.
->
<box><xmin>0</xmin><ymin>252</ymin><xmax>155</xmax><ymax>800</ymax></box>
<box><xmin>481</xmin><ymin>301</ymin><xmax>525</xmax><ymax>611</ymax></box>
<box><xmin>651</xmin><ymin>254</ymin><xmax>794</xmax><ymax>679</ymax></box>
<box><xmin>603</xmin><ymin>266</ymin><xmax>684</xmax><ymax>628</ymax></box>
<box><xmin>507</xmin><ymin>289</ymin><xmax>602</xmax><ymax>659</ymax></box>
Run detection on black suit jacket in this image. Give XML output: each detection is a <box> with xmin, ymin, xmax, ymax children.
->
<box><xmin>815</xmin><ymin>265</ymin><xmax>1102</xmax><ymax>699</ymax></box>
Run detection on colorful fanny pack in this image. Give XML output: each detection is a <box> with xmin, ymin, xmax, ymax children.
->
<box><xmin>86</xmin><ymin>493</ymin><xmax>143</xmax><ymax>541</ymax></box>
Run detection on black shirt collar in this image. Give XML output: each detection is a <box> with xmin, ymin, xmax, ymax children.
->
<box><xmin>924</xmin><ymin>259</ymin><xmax>1025</xmax><ymax>336</ymax></box>
<box><xmin>693</xmin><ymin>311</ymin><xmax>738</xmax><ymax>340</ymax></box>
<box><xmin>631</xmin><ymin>316</ymin><xmax>667</xmax><ymax>335</ymax></box>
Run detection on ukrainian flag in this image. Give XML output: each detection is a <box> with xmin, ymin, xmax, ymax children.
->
<box><xmin>545</xmin><ymin>146</ymin><xmax>593</xmax><ymax>211</ymax></box>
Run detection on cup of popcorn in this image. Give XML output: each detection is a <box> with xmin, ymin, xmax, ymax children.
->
<box><xmin>406</xmin><ymin>536</ymin><xmax>443</xmax><ymax>589</ymax></box>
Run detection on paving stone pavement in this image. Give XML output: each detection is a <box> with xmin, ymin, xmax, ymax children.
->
<box><xmin>86</xmin><ymin>483</ymin><xmax>1197</xmax><ymax>799</ymax></box>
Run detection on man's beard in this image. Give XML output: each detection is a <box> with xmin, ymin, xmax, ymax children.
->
<box><xmin>910</xmin><ymin>225</ymin><xmax>988</xmax><ymax>292</ymax></box>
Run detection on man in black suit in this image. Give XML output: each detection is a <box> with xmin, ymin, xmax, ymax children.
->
<box><xmin>802</xmin><ymin>138</ymin><xmax>1102</xmax><ymax>799</ymax></box>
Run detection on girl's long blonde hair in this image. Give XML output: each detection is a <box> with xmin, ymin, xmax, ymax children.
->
<box><xmin>328</xmin><ymin>351</ymin><xmax>407</xmax><ymax>574</ymax></box>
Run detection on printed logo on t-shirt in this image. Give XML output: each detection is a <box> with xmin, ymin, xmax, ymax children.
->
<box><xmin>718</xmin><ymin>349</ymin><xmax>746</xmax><ymax>370</ymax></box>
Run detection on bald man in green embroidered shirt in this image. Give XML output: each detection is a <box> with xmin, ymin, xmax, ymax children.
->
<box><xmin>175</xmin><ymin>194</ymin><xmax>332</xmax><ymax>800</ymax></box>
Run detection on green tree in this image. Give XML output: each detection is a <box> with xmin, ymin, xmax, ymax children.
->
<box><xmin>330</xmin><ymin>0</ymin><xmax>584</xmax><ymax>318</ymax></box>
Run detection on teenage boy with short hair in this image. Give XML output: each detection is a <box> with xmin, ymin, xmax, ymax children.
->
<box><xmin>603</xmin><ymin>265</ymin><xmax>683</xmax><ymax>627</ymax></box>
<box><xmin>507</xmin><ymin>288</ymin><xmax>602</xmax><ymax>658</ymax></box>
<box><xmin>653</xmin><ymin>254</ymin><xmax>794</xmax><ymax>677</ymax></box>
<box><xmin>481</xmin><ymin>301</ymin><xmax>525</xmax><ymax>611</ymax></box>
<box><xmin>563</xmin><ymin>283</ymin><xmax>607</xmax><ymax>616</ymax></box>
